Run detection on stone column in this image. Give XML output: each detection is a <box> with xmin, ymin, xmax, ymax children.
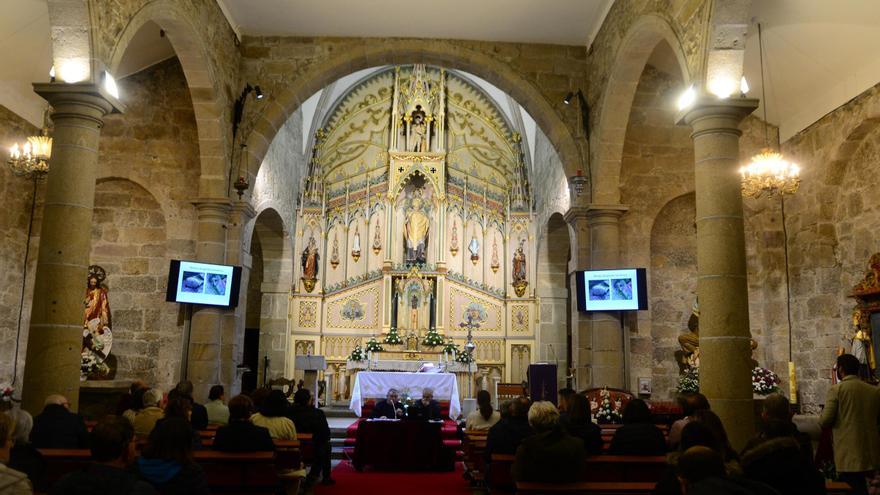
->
<box><xmin>222</xmin><ymin>202</ymin><xmax>256</xmax><ymax>397</ymax></box>
<box><xmin>187</xmin><ymin>199</ymin><xmax>231</xmax><ymax>400</ymax></box>
<box><xmin>21</xmin><ymin>84</ymin><xmax>122</xmax><ymax>414</ymax></box>
<box><xmin>678</xmin><ymin>97</ymin><xmax>758</xmax><ymax>450</ymax></box>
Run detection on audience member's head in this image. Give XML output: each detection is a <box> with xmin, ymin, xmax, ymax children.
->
<box><xmin>130</xmin><ymin>386</ymin><xmax>148</xmax><ymax>411</ymax></box>
<box><xmin>499</xmin><ymin>400</ymin><xmax>514</xmax><ymax>419</ymax></box>
<box><xmin>476</xmin><ymin>390</ymin><xmax>494</xmax><ymax>420</ymax></box>
<box><xmin>679</xmin><ymin>420</ymin><xmax>722</xmax><ymax>453</ymax></box>
<box><xmin>7</xmin><ymin>408</ymin><xmax>32</xmax><ymax>445</ymax></box>
<box><xmin>692</xmin><ymin>410</ymin><xmax>734</xmax><ymax>459</ymax></box>
<box><xmin>761</xmin><ymin>393</ymin><xmax>791</xmax><ymax>422</ymax></box>
<box><xmin>836</xmin><ymin>353</ymin><xmax>860</xmax><ymax>378</ymax></box>
<box><xmin>175</xmin><ymin>380</ymin><xmax>195</xmax><ymax>399</ymax></box>
<box><xmin>0</xmin><ymin>413</ymin><xmax>13</xmax><ymax>461</ymax></box>
<box><xmin>678</xmin><ymin>393</ymin><xmax>710</xmax><ymax>417</ymax></box>
<box><xmin>44</xmin><ymin>394</ymin><xmax>70</xmax><ymax>410</ymax></box>
<box><xmin>293</xmin><ymin>388</ymin><xmax>312</xmax><ymax>407</ymax></box>
<box><xmin>527</xmin><ymin>401</ymin><xmax>560</xmax><ymax>433</ymax></box>
<box><xmin>566</xmin><ymin>393</ymin><xmax>591</xmax><ymax>423</ymax></box>
<box><xmin>510</xmin><ymin>396</ymin><xmax>531</xmax><ymax>419</ymax></box>
<box><xmin>260</xmin><ymin>389</ymin><xmax>289</xmax><ymax>417</ymax></box>
<box><xmin>163</xmin><ymin>397</ymin><xmax>192</xmax><ymax>421</ymax></box>
<box><xmin>228</xmin><ymin>395</ymin><xmax>255</xmax><ymax>421</ymax></box>
<box><xmin>676</xmin><ymin>446</ymin><xmax>726</xmax><ymax>490</ymax></box>
<box><xmin>129</xmin><ymin>380</ymin><xmax>147</xmax><ymax>396</ymax></box>
<box><xmin>142</xmin><ymin>388</ymin><xmax>163</xmax><ymax>408</ymax></box>
<box><xmin>142</xmin><ymin>418</ymin><xmax>194</xmax><ymax>465</ymax></box>
<box><xmin>622</xmin><ymin>398</ymin><xmax>652</xmax><ymax>425</ymax></box>
<box><xmin>208</xmin><ymin>385</ymin><xmax>225</xmax><ymax>402</ymax></box>
<box><xmin>90</xmin><ymin>416</ymin><xmax>136</xmax><ymax>464</ymax></box>
<box><xmin>251</xmin><ymin>387</ymin><xmax>271</xmax><ymax>410</ymax></box>
<box><xmin>558</xmin><ymin>387</ymin><xmax>576</xmax><ymax>413</ymax></box>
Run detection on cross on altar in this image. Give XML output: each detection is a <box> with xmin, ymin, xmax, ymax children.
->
<box><xmin>430</xmin><ymin>167</ymin><xmax>436</xmax><ymax>174</ymax></box>
<box><xmin>459</xmin><ymin>315</ymin><xmax>479</xmax><ymax>397</ymax></box>
<box><xmin>398</xmin><ymin>166</ymin><xmax>405</xmax><ymax>173</ymax></box>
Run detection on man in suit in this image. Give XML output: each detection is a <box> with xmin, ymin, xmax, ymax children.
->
<box><xmin>371</xmin><ymin>389</ymin><xmax>405</xmax><ymax>419</ymax></box>
<box><xmin>820</xmin><ymin>353</ymin><xmax>880</xmax><ymax>495</ymax></box>
<box><xmin>408</xmin><ymin>387</ymin><xmax>442</xmax><ymax>420</ymax></box>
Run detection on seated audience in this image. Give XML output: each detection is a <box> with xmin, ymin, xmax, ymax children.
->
<box><xmin>123</xmin><ymin>386</ymin><xmax>148</xmax><ymax>425</ymax></box>
<box><xmin>371</xmin><ymin>388</ymin><xmax>405</xmax><ymax>419</ymax></box>
<box><xmin>465</xmin><ymin>390</ymin><xmax>501</xmax><ymax>430</ymax></box>
<box><xmin>485</xmin><ymin>397</ymin><xmax>533</xmax><ymax>460</ymax></box>
<box><xmin>653</xmin><ymin>416</ymin><xmax>742</xmax><ymax>495</ymax></box>
<box><xmin>512</xmin><ymin>401</ymin><xmax>586</xmax><ymax>483</ymax></box>
<box><xmin>133</xmin><ymin>388</ymin><xmax>164</xmax><ymax>437</ymax></box>
<box><xmin>251</xmin><ymin>390</ymin><xmax>297</xmax><ymax>439</ymax></box>
<box><xmin>560</xmin><ymin>393</ymin><xmax>603</xmax><ymax>455</ymax></box>
<box><xmin>6</xmin><ymin>407</ymin><xmax>46</xmax><ymax>493</ymax></box>
<box><xmin>134</xmin><ymin>418</ymin><xmax>208</xmax><ymax>495</ymax></box>
<box><xmin>30</xmin><ymin>395</ymin><xmax>89</xmax><ymax>449</ymax></box>
<box><xmin>741</xmin><ymin>435</ymin><xmax>826</xmax><ymax>495</ymax></box>
<box><xmin>676</xmin><ymin>446</ymin><xmax>777</xmax><ymax>495</ymax></box>
<box><xmin>557</xmin><ymin>387</ymin><xmax>576</xmax><ymax>417</ymax></box>
<box><xmin>159</xmin><ymin>397</ymin><xmax>201</xmax><ymax>450</ymax></box>
<box><xmin>213</xmin><ymin>395</ymin><xmax>274</xmax><ymax>452</ymax></box>
<box><xmin>0</xmin><ymin>412</ymin><xmax>31</xmax><ymax>494</ymax></box>
<box><xmin>51</xmin><ymin>416</ymin><xmax>158</xmax><ymax>495</ymax></box>
<box><xmin>668</xmin><ymin>392</ymin><xmax>710</xmax><ymax>449</ymax></box>
<box><xmin>116</xmin><ymin>380</ymin><xmax>147</xmax><ymax>416</ymax></box>
<box><xmin>204</xmin><ymin>385</ymin><xmax>229</xmax><ymax>425</ymax></box>
<box><xmin>173</xmin><ymin>381</ymin><xmax>208</xmax><ymax>431</ymax></box>
<box><xmin>609</xmin><ymin>398</ymin><xmax>666</xmax><ymax>455</ymax></box>
<box><xmin>288</xmin><ymin>388</ymin><xmax>334</xmax><ymax>487</ymax></box>
<box><xmin>408</xmin><ymin>387</ymin><xmax>442</xmax><ymax>420</ymax></box>
<box><xmin>692</xmin><ymin>410</ymin><xmax>738</xmax><ymax>463</ymax></box>
<box><xmin>250</xmin><ymin>387</ymin><xmax>271</xmax><ymax>411</ymax></box>
<box><xmin>743</xmin><ymin>393</ymin><xmax>813</xmax><ymax>463</ymax></box>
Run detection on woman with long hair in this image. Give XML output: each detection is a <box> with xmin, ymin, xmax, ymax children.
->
<box><xmin>465</xmin><ymin>390</ymin><xmax>500</xmax><ymax>430</ymax></box>
<box><xmin>134</xmin><ymin>417</ymin><xmax>208</xmax><ymax>495</ymax></box>
<box><xmin>251</xmin><ymin>390</ymin><xmax>297</xmax><ymax>440</ymax></box>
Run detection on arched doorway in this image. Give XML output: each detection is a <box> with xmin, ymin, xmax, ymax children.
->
<box><xmin>536</xmin><ymin>213</ymin><xmax>572</xmax><ymax>388</ymax></box>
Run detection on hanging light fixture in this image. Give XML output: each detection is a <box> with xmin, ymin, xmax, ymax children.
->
<box><xmin>8</xmin><ymin>109</ymin><xmax>52</xmax><ymax>179</ymax></box>
<box><xmin>233</xmin><ymin>143</ymin><xmax>249</xmax><ymax>199</ymax></box>
<box><xmin>739</xmin><ymin>23</ymin><xmax>800</xmax><ymax>199</ymax></box>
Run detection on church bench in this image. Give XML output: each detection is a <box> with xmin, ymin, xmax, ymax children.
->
<box><xmin>462</xmin><ymin>430</ymin><xmax>489</xmax><ymax>481</ymax></box>
<box><xmin>487</xmin><ymin>454</ymin><xmax>667</xmax><ymax>491</ymax></box>
<box><xmin>516</xmin><ymin>481</ymin><xmax>656</xmax><ymax>494</ymax></box>
<box><xmin>826</xmin><ymin>481</ymin><xmax>852</xmax><ymax>494</ymax></box>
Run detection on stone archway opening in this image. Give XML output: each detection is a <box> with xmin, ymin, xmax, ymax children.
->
<box><xmin>536</xmin><ymin>213</ymin><xmax>572</xmax><ymax>388</ymax></box>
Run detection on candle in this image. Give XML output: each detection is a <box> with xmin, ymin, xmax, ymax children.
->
<box><xmin>788</xmin><ymin>361</ymin><xmax>798</xmax><ymax>404</ymax></box>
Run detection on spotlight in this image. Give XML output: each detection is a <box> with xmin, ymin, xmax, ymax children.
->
<box><xmin>254</xmin><ymin>86</ymin><xmax>264</xmax><ymax>100</ymax></box>
<box><xmin>563</xmin><ymin>92</ymin><xmax>574</xmax><ymax>105</ymax></box>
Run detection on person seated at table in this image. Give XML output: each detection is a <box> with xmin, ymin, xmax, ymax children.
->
<box><xmin>213</xmin><ymin>395</ymin><xmax>274</xmax><ymax>452</ymax></box>
<box><xmin>465</xmin><ymin>390</ymin><xmax>501</xmax><ymax>431</ymax></box>
<box><xmin>251</xmin><ymin>390</ymin><xmax>297</xmax><ymax>440</ymax></box>
<box><xmin>51</xmin><ymin>416</ymin><xmax>158</xmax><ymax>495</ymax></box>
<box><xmin>371</xmin><ymin>389</ymin><xmax>405</xmax><ymax>419</ymax></box>
<box><xmin>133</xmin><ymin>418</ymin><xmax>209</xmax><ymax>495</ymax></box>
<box><xmin>408</xmin><ymin>388</ymin><xmax>442</xmax><ymax>421</ymax></box>
<box><xmin>512</xmin><ymin>401</ymin><xmax>585</xmax><ymax>483</ymax></box>
<box><xmin>560</xmin><ymin>393</ymin><xmax>603</xmax><ymax>455</ymax></box>
<box><xmin>608</xmin><ymin>398</ymin><xmax>666</xmax><ymax>455</ymax></box>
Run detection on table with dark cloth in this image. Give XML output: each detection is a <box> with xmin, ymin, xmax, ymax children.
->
<box><xmin>353</xmin><ymin>419</ymin><xmax>453</xmax><ymax>471</ymax></box>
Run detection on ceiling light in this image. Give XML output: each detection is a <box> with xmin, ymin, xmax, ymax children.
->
<box><xmin>8</xmin><ymin>109</ymin><xmax>52</xmax><ymax>179</ymax></box>
<box><xmin>563</xmin><ymin>92</ymin><xmax>574</xmax><ymax>105</ymax></box>
<box><xmin>103</xmin><ymin>71</ymin><xmax>119</xmax><ymax>99</ymax></box>
<box><xmin>254</xmin><ymin>86</ymin><xmax>264</xmax><ymax>100</ymax></box>
<box><xmin>677</xmin><ymin>85</ymin><xmax>696</xmax><ymax>111</ymax></box>
<box><xmin>740</xmin><ymin>149</ymin><xmax>800</xmax><ymax>198</ymax></box>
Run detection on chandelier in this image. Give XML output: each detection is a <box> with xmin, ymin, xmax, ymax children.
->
<box><xmin>740</xmin><ymin>149</ymin><xmax>800</xmax><ymax>198</ymax></box>
<box><xmin>8</xmin><ymin>110</ymin><xmax>52</xmax><ymax>179</ymax></box>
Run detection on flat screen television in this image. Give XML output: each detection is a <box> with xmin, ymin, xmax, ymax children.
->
<box><xmin>165</xmin><ymin>260</ymin><xmax>242</xmax><ymax>308</ymax></box>
<box><xmin>576</xmin><ymin>268</ymin><xmax>647</xmax><ymax>312</ymax></box>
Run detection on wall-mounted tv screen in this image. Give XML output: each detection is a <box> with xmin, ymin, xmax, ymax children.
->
<box><xmin>166</xmin><ymin>260</ymin><xmax>242</xmax><ymax>308</ymax></box>
<box><xmin>576</xmin><ymin>268</ymin><xmax>647</xmax><ymax>312</ymax></box>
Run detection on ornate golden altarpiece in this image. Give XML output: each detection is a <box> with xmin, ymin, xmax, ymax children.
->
<box><xmin>290</xmin><ymin>66</ymin><xmax>537</xmax><ymax>402</ymax></box>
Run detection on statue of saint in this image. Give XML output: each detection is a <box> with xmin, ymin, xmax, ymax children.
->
<box><xmin>83</xmin><ymin>268</ymin><xmax>112</xmax><ymax>361</ymax></box>
<box><xmin>676</xmin><ymin>299</ymin><xmax>758</xmax><ymax>372</ymax></box>
<box><xmin>410</xmin><ymin>107</ymin><xmax>428</xmax><ymax>152</ymax></box>
<box><xmin>404</xmin><ymin>189</ymin><xmax>429</xmax><ymax>264</ymax></box>
<box><xmin>851</xmin><ymin>309</ymin><xmax>876</xmax><ymax>379</ymax></box>
<box><xmin>468</xmin><ymin>233</ymin><xmax>480</xmax><ymax>261</ymax></box>
<box><xmin>301</xmin><ymin>236</ymin><xmax>320</xmax><ymax>280</ymax></box>
<box><xmin>513</xmin><ymin>239</ymin><xmax>527</xmax><ymax>282</ymax></box>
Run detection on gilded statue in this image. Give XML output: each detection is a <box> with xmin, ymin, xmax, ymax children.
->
<box><xmin>513</xmin><ymin>239</ymin><xmax>527</xmax><ymax>283</ymax></box>
<box><xmin>301</xmin><ymin>236</ymin><xmax>320</xmax><ymax>281</ymax></box>
<box><xmin>404</xmin><ymin>188</ymin><xmax>429</xmax><ymax>264</ymax></box>
<box><xmin>854</xmin><ymin>253</ymin><xmax>880</xmax><ymax>293</ymax></box>
<box><xmin>850</xmin><ymin>308</ymin><xmax>877</xmax><ymax>379</ymax></box>
<box><xmin>676</xmin><ymin>300</ymin><xmax>757</xmax><ymax>371</ymax></box>
<box><xmin>82</xmin><ymin>265</ymin><xmax>113</xmax><ymax>379</ymax></box>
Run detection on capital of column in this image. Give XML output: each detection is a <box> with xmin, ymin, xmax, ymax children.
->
<box><xmin>676</xmin><ymin>96</ymin><xmax>759</xmax><ymax>137</ymax></box>
<box><xmin>229</xmin><ymin>202</ymin><xmax>257</xmax><ymax>225</ymax></box>
<box><xmin>33</xmin><ymin>82</ymin><xmax>124</xmax><ymax>122</ymax></box>
<box><xmin>193</xmin><ymin>198</ymin><xmax>233</xmax><ymax>223</ymax></box>
<box><xmin>564</xmin><ymin>204</ymin><xmax>629</xmax><ymax>226</ymax></box>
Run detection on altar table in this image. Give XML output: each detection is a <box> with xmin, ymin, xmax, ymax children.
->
<box><xmin>349</xmin><ymin>371</ymin><xmax>461</xmax><ymax>419</ymax></box>
<box><xmin>352</xmin><ymin>420</ymin><xmax>454</xmax><ymax>471</ymax></box>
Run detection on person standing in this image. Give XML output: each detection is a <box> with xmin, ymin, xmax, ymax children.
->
<box><xmin>288</xmin><ymin>389</ymin><xmax>334</xmax><ymax>487</ymax></box>
<box><xmin>820</xmin><ymin>353</ymin><xmax>880</xmax><ymax>495</ymax></box>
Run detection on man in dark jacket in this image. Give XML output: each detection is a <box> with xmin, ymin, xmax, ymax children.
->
<box><xmin>213</xmin><ymin>395</ymin><xmax>274</xmax><ymax>452</ymax></box>
<box><xmin>512</xmin><ymin>401</ymin><xmax>585</xmax><ymax>483</ymax></box>
<box><xmin>288</xmin><ymin>388</ymin><xmax>334</xmax><ymax>487</ymax></box>
<box><xmin>51</xmin><ymin>416</ymin><xmax>157</xmax><ymax>495</ymax></box>
<box><xmin>743</xmin><ymin>393</ymin><xmax>812</xmax><ymax>462</ymax></box>
<box><xmin>371</xmin><ymin>389</ymin><xmax>405</xmax><ymax>419</ymax></box>
<box><xmin>173</xmin><ymin>381</ymin><xmax>208</xmax><ymax>430</ymax></box>
<box><xmin>30</xmin><ymin>395</ymin><xmax>89</xmax><ymax>449</ymax></box>
<box><xmin>407</xmin><ymin>387</ymin><xmax>442</xmax><ymax>420</ymax></box>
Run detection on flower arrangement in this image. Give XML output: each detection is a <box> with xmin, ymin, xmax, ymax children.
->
<box><xmin>441</xmin><ymin>340</ymin><xmax>459</xmax><ymax>355</ymax></box>
<box><xmin>595</xmin><ymin>388</ymin><xmax>621</xmax><ymax>424</ymax></box>
<box><xmin>676</xmin><ymin>366</ymin><xmax>700</xmax><ymax>394</ymax></box>
<box><xmin>454</xmin><ymin>350</ymin><xmax>475</xmax><ymax>364</ymax></box>
<box><xmin>80</xmin><ymin>353</ymin><xmax>109</xmax><ymax>379</ymax></box>
<box><xmin>383</xmin><ymin>328</ymin><xmax>403</xmax><ymax>345</ymax></box>
<box><xmin>752</xmin><ymin>366</ymin><xmax>780</xmax><ymax>395</ymax></box>
<box><xmin>364</xmin><ymin>338</ymin><xmax>384</xmax><ymax>353</ymax></box>
<box><xmin>348</xmin><ymin>345</ymin><xmax>366</xmax><ymax>362</ymax></box>
<box><xmin>422</xmin><ymin>328</ymin><xmax>444</xmax><ymax>347</ymax></box>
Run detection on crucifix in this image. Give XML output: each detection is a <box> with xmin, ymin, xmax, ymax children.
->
<box><xmin>459</xmin><ymin>314</ymin><xmax>479</xmax><ymax>397</ymax></box>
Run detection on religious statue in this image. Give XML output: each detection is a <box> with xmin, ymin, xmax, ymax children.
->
<box><xmin>854</xmin><ymin>252</ymin><xmax>880</xmax><ymax>293</ymax></box>
<box><xmin>351</xmin><ymin>225</ymin><xmax>361</xmax><ymax>262</ymax></box>
<box><xmin>330</xmin><ymin>233</ymin><xmax>339</xmax><ymax>269</ymax></box>
<box><xmin>850</xmin><ymin>308</ymin><xmax>876</xmax><ymax>379</ymax></box>
<box><xmin>82</xmin><ymin>265</ymin><xmax>113</xmax><ymax>379</ymax></box>
<box><xmin>372</xmin><ymin>220</ymin><xmax>382</xmax><ymax>255</ymax></box>
<box><xmin>450</xmin><ymin>219</ymin><xmax>459</xmax><ymax>256</ymax></box>
<box><xmin>410</xmin><ymin>106</ymin><xmax>428</xmax><ymax>152</ymax></box>
<box><xmin>676</xmin><ymin>299</ymin><xmax>758</xmax><ymax>372</ymax></box>
<box><xmin>469</xmin><ymin>230</ymin><xmax>480</xmax><ymax>264</ymax></box>
<box><xmin>301</xmin><ymin>236</ymin><xmax>320</xmax><ymax>292</ymax></box>
<box><xmin>513</xmin><ymin>239</ymin><xmax>527</xmax><ymax>282</ymax></box>
<box><xmin>404</xmin><ymin>188</ymin><xmax>429</xmax><ymax>264</ymax></box>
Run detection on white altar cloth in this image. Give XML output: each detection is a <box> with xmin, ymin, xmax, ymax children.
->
<box><xmin>346</xmin><ymin>359</ymin><xmax>475</xmax><ymax>373</ymax></box>
<box><xmin>349</xmin><ymin>371</ymin><xmax>461</xmax><ymax>420</ymax></box>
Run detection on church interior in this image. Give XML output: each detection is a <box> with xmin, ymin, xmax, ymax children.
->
<box><xmin>2</xmin><ymin>0</ymin><xmax>880</xmax><ymax>493</ymax></box>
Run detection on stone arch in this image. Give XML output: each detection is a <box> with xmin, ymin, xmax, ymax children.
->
<box><xmin>536</xmin><ymin>212</ymin><xmax>572</xmax><ymax>385</ymax></box>
<box><xmin>592</xmin><ymin>14</ymin><xmax>691</xmax><ymax>205</ymax></box>
<box><xmin>247</xmin><ymin>208</ymin><xmax>293</xmax><ymax>383</ymax></box>
<box><xmin>243</xmin><ymin>41</ymin><xmax>583</xmax><ymax>187</ymax></box>
<box><xmin>106</xmin><ymin>1</ymin><xmax>228</xmax><ymax>197</ymax></box>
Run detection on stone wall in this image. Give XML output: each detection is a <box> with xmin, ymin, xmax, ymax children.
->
<box><xmin>532</xmin><ymin>127</ymin><xmax>571</xmax><ymax>232</ymax></box>
<box><xmin>0</xmin><ymin>105</ymin><xmax>44</xmax><ymax>388</ymax></box>
<box><xmin>535</xmin><ymin>214</ymin><xmax>571</xmax><ymax>382</ymax></box>
<box><xmin>92</xmin><ymin>57</ymin><xmax>201</xmax><ymax>391</ymax></box>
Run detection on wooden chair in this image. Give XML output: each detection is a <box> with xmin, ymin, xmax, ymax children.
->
<box><xmin>495</xmin><ymin>382</ymin><xmax>527</xmax><ymax>409</ymax></box>
<box><xmin>267</xmin><ymin>377</ymin><xmax>298</xmax><ymax>398</ymax></box>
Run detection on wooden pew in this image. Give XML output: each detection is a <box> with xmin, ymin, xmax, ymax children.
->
<box><xmin>516</xmin><ymin>481</ymin><xmax>656</xmax><ymax>494</ymax></box>
<box><xmin>487</xmin><ymin>454</ymin><xmax>667</xmax><ymax>493</ymax></box>
<box><xmin>462</xmin><ymin>430</ymin><xmax>489</xmax><ymax>482</ymax></box>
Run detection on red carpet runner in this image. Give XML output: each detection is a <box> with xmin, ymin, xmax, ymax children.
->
<box><xmin>314</xmin><ymin>461</ymin><xmax>470</xmax><ymax>495</ymax></box>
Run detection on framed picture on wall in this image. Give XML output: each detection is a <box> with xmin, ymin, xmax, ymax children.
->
<box><xmin>638</xmin><ymin>377</ymin><xmax>652</xmax><ymax>395</ymax></box>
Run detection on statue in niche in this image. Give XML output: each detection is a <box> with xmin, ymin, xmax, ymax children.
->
<box><xmin>82</xmin><ymin>265</ymin><xmax>114</xmax><ymax>379</ymax></box>
<box><xmin>351</xmin><ymin>225</ymin><xmax>361</xmax><ymax>262</ymax></box>
<box><xmin>410</xmin><ymin>106</ymin><xmax>428</xmax><ymax>152</ymax></box>
<box><xmin>404</xmin><ymin>187</ymin><xmax>430</xmax><ymax>264</ymax></box>
<box><xmin>301</xmin><ymin>236</ymin><xmax>320</xmax><ymax>293</ymax></box>
<box><xmin>512</xmin><ymin>238</ymin><xmax>527</xmax><ymax>282</ymax></box>
<box><xmin>676</xmin><ymin>299</ymin><xmax>758</xmax><ymax>372</ymax></box>
<box><xmin>450</xmin><ymin>220</ymin><xmax>459</xmax><ymax>256</ymax></box>
<box><xmin>469</xmin><ymin>229</ymin><xmax>480</xmax><ymax>264</ymax></box>
<box><xmin>850</xmin><ymin>308</ymin><xmax>876</xmax><ymax>379</ymax></box>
